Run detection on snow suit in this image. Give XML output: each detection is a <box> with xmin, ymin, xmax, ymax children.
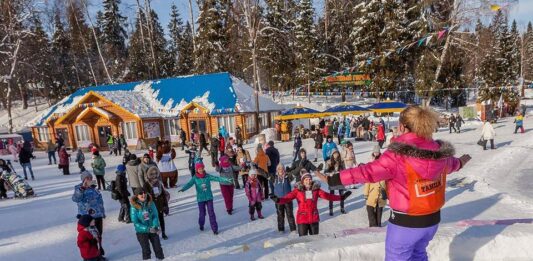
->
<box><xmin>210</xmin><ymin>137</ymin><xmax>219</xmax><ymax>167</ymax></box>
<box><xmin>273</xmin><ymin>174</ymin><xmax>296</xmax><ymax>232</ymax></box>
<box><xmin>292</xmin><ymin>137</ymin><xmax>302</xmax><ymax>162</ymax></box>
<box><xmin>72</xmin><ymin>184</ymin><xmax>106</xmax><ymax>219</ymax></box>
<box><xmin>377</xmin><ymin>124</ymin><xmax>386</xmax><ymax>148</ymax></box>
<box><xmin>341</xmin><ymin>147</ymin><xmax>356</xmax><ymax>169</ymax></box>
<box><xmin>179</xmin><ymin>173</ymin><xmax>231</xmax><ymax>233</ymax></box>
<box><xmin>77</xmin><ymin>223</ymin><xmax>102</xmax><ymax>260</ymax></box>
<box><xmin>335</xmin><ymin>133</ymin><xmax>462</xmax><ymax>260</ymax></box>
<box><xmin>326</xmin><ymin>160</ymin><xmax>346</xmax><ymax>215</ymax></box>
<box><xmin>514</xmin><ymin>115</ymin><xmax>525</xmax><ymax>133</ymax></box>
<box><xmin>481</xmin><ymin>122</ymin><xmax>496</xmax><ymax>150</ymax></box>
<box><xmin>130</xmin><ymin>194</ymin><xmax>164</xmax><ymax>260</ymax></box>
<box><xmin>277</xmin><ymin>181</ymin><xmax>341</xmax><ymax>236</ymax></box>
<box><xmin>245</xmin><ymin>176</ymin><xmax>264</xmax><ymax>219</ymax></box>
<box><xmin>75</xmin><ymin>150</ymin><xmax>86</xmax><ymax>172</ymax></box>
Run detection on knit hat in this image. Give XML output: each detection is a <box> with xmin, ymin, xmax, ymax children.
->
<box><xmin>134</xmin><ymin>187</ymin><xmax>146</xmax><ymax>196</ymax></box>
<box><xmin>93</xmin><ymin>151</ymin><xmax>100</xmax><ymax>157</ymax></box>
<box><xmin>195</xmin><ymin>162</ymin><xmax>205</xmax><ymax>172</ymax></box>
<box><xmin>219</xmin><ymin>155</ymin><xmax>231</xmax><ymax>168</ymax></box>
<box><xmin>78</xmin><ymin>214</ymin><xmax>93</xmax><ymax>228</ymax></box>
<box><xmin>116</xmin><ymin>164</ymin><xmax>126</xmax><ymax>173</ymax></box>
<box><xmin>143</xmin><ymin>153</ymin><xmax>150</xmax><ymax>159</ymax></box>
<box><xmin>80</xmin><ymin>170</ymin><xmax>93</xmax><ymax>181</ymax></box>
<box><xmin>300</xmin><ymin>169</ymin><xmax>312</xmax><ymax>181</ymax></box>
<box><xmin>268</xmin><ymin>140</ymin><xmax>275</xmax><ymax>146</ymax></box>
<box><xmin>372</xmin><ymin>145</ymin><xmax>381</xmax><ymax>155</ymax></box>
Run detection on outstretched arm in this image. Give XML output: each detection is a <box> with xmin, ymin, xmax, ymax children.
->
<box><xmin>277</xmin><ymin>189</ymin><xmax>298</xmax><ymax>205</ymax></box>
<box><xmin>179</xmin><ymin>178</ymin><xmax>195</xmax><ymax>192</ymax></box>
<box><xmin>318</xmin><ymin>189</ymin><xmax>341</xmax><ymax>201</ymax></box>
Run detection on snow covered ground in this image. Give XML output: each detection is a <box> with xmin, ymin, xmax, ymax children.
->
<box><xmin>1</xmin><ymin>116</ymin><xmax>533</xmax><ymax>261</ymax></box>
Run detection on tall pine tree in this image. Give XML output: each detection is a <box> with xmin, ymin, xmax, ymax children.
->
<box><xmin>51</xmin><ymin>11</ymin><xmax>75</xmax><ymax>94</ymax></box>
<box><xmin>167</xmin><ymin>3</ymin><xmax>184</xmax><ymax>76</ymax></box>
<box><xmin>194</xmin><ymin>0</ymin><xmax>226</xmax><ymax>74</ymax></box>
<box><xmin>178</xmin><ymin>22</ymin><xmax>194</xmax><ymax>75</ymax></box>
<box><xmin>294</xmin><ymin>0</ymin><xmax>319</xmax><ymax>86</ymax></box>
<box><xmin>101</xmin><ymin>0</ymin><xmax>127</xmax><ymax>78</ymax></box>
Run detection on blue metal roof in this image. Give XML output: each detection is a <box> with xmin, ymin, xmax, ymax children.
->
<box><xmin>34</xmin><ymin>72</ymin><xmax>240</xmax><ymax>126</ymax></box>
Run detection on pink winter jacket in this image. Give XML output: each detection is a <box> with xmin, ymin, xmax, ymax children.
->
<box><xmin>339</xmin><ymin>133</ymin><xmax>462</xmax><ymax>214</ymax></box>
<box><xmin>245</xmin><ymin>179</ymin><xmax>264</xmax><ymax>204</ymax></box>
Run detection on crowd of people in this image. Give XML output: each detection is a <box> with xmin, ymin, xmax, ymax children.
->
<box><xmin>2</xmin><ymin>105</ymin><xmax>531</xmax><ymax>261</ymax></box>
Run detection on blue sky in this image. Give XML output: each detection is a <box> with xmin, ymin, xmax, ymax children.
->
<box><xmin>90</xmin><ymin>0</ymin><xmax>532</xmax><ymax>33</ymax></box>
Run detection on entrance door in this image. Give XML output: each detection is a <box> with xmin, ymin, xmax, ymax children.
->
<box><xmin>98</xmin><ymin>126</ymin><xmax>112</xmax><ymax>149</ymax></box>
<box><xmin>190</xmin><ymin>120</ymin><xmax>207</xmax><ymax>137</ymax></box>
<box><xmin>56</xmin><ymin>128</ymin><xmax>70</xmax><ymax>148</ymax></box>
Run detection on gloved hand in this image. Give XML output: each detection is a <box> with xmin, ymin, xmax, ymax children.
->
<box><xmin>341</xmin><ymin>191</ymin><xmax>352</xmax><ymax>201</ymax></box>
<box><xmin>270</xmin><ymin>195</ymin><xmax>280</xmax><ymax>203</ymax></box>
<box><xmin>317</xmin><ymin>163</ymin><xmax>324</xmax><ymax>171</ymax></box>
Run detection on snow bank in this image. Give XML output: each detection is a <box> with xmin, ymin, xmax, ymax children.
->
<box><xmin>231</xmin><ymin>76</ymin><xmax>286</xmax><ymax>113</ymax></box>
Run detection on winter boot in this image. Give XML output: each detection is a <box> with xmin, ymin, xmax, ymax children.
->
<box><xmin>227</xmin><ymin>209</ymin><xmax>233</xmax><ymax>215</ymax></box>
<box><xmin>200</xmin><ymin>226</ymin><xmax>204</xmax><ymax>231</ymax></box>
<box><xmin>258</xmin><ymin>211</ymin><xmax>264</xmax><ymax>219</ymax></box>
<box><xmin>213</xmin><ymin>231</ymin><xmax>219</xmax><ymax>235</ymax></box>
<box><xmin>250</xmin><ymin>215</ymin><xmax>256</xmax><ymax>221</ymax></box>
<box><xmin>162</xmin><ymin>233</ymin><xmax>168</xmax><ymax>240</ymax></box>
<box><xmin>341</xmin><ymin>208</ymin><xmax>346</xmax><ymax>214</ymax></box>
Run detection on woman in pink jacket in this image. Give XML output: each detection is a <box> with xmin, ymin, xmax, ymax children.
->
<box><xmin>317</xmin><ymin>106</ymin><xmax>471</xmax><ymax>261</ymax></box>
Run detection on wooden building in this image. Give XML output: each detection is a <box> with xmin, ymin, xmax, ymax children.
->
<box><xmin>30</xmin><ymin>73</ymin><xmax>283</xmax><ymax>150</ymax></box>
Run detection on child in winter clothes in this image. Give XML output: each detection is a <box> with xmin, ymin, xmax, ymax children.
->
<box><xmin>271</xmin><ymin>171</ymin><xmax>351</xmax><ymax>237</ymax></box>
<box><xmin>322</xmin><ymin>135</ymin><xmax>338</xmax><ymax>161</ymax></box>
<box><xmin>341</xmin><ymin>141</ymin><xmax>356</xmax><ymax>168</ymax></box>
<box><xmin>273</xmin><ymin>163</ymin><xmax>296</xmax><ymax>233</ymax></box>
<box><xmin>216</xmin><ymin>155</ymin><xmax>241</xmax><ymax>215</ymax></box>
<box><xmin>185</xmin><ymin>145</ymin><xmax>199</xmax><ymax>177</ymax></box>
<box><xmin>58</xmin><ymin>146</ymin><xmax>70</xmax><ymax>175</ymax></box>
<box><xmin>75</xmin><ymin>148</ymin><xmax>86</xmax><ymax>172</ymax></box>
<box><xmin>143</xmin><ymin>166</ymin><xmax>170</xmax><ymax>240</ymax></box>
<box><xmin>91</xmin><ymin>151</ymin><xmax>107</xmax><ymax>190</ymax></box>
<box><xmin>245</xmin><ymin>168</ymin><xmax>264</xmax><ymax>221</ymax></box>
<box><xmin>77</xmin><ymin>214</ymin><xmax>105</xmax><ymax>261</ymax></box>
<box><xmin>130</xmin><ymin>188</ymin><xmax>164</xmax><ymax>260</ymax></box>
<box><xmin>115</xmin><ymin>164</ymin><xmax>131</xmax><ymax>223</ymax></box>
<box><xmin>179</xmin><ymin>162</ymin><xmax>232</xmax><ymax>235</ymax></box>
<box><xmin>317</xmin><ymin>106</ymin><xmax>471</xmax><ymax>261</ymax></box>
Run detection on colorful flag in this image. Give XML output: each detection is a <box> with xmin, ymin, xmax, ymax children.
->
<box><xmin>438</xmin><ymin>30</ymin><xmax>447</xmax><ymax>40</ymax></box>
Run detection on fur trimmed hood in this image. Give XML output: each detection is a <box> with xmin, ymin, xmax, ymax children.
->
<box><xmin>130</xmin><ymin>194</ymin><xmax>153</xmax><ymax>210</ymax></box>
<box><xmin>387</xmin><ymin>140</ymin><xmax>455</xmax><ymax>160</ymax></box>
<box><xmin>295</xmin><ymin>181</ymin><xmax>321</xmax><ymax>191</ymax></box>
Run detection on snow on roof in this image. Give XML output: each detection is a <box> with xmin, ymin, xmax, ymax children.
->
<box><xmin>230</xmin><ymin>76</ymin><xmax>286</xmax><ymax>113</ymax></box>
<box><xmin>31</xmin><ymin>73</ymin><xmax>283</xmax><ymax>126</ymax></box>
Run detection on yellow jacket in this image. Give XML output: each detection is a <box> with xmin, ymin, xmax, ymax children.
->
<box><xmin>364</xmin><ymin>181</ymin><xmax>387</xmax><ymax>208</ymax></box>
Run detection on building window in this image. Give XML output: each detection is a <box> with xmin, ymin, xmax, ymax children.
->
<box><xmin>75</xmin><ymin>125</ymin><xmax>90</xmax><ymax>142</ymax></box>
<box><xmin>121</xmin><ymin>122</ymin><xmax>138</xmax><ymax>140</ymax></box>
<box><xmin>259</xmin><ymin>113</ymin><xmax>269</xmax><ymax>129</ymax></box>
<box><xmin>216</xmin><ymin>116</ymin><xmax>235</xmax><ymax>134</ymax></box>
<box><xmin>245</xmin><ymin>114</ymin><xmax>256</xmax><ymax>134</ymax></box>
<box><xmin>37</xmin><ymin>127</ymin><xmax>50</xmax><ymax>142</ymax></box>
<box><xmin>270</xmin><ymin>111</ymin><xmax>279</xmax><ymax>127</ymax></box>
<box><xmin>164</xmin><ymin>118</ymin><xmax>180</xmax><ymax>136</ymax></box>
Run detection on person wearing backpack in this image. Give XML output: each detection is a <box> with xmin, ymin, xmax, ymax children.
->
<box><xmin>114</xmin><ymin>164</ymin><xmax>131</xmax><ymax>223</ymax></box>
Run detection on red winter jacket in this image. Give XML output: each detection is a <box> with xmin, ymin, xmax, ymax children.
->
<box><xmin>219</xmin><ymin>137</ymin><xmax>225</xmax><ymax>152</ymax></box>
<box><xmin>77</xmin><ymin>224</ymin><xmax>100</xmax><ymax>260</ymax></box>
<box><xmin>377</xmin><ymin>125</ymin><xmax>385</xmax><ymax>141</ymax></box>
<box><xmin>278</xmin><ymin>181</ymin><xmax>341</xmax><ymax>224</ymax></box>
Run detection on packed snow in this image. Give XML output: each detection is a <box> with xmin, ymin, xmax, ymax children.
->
<box><xmin>1</xmin><ymin>116</ymin><xmax>533</xmax><ymax>260</ymax></box>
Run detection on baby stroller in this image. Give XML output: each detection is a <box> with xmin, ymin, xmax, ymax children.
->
<box><xmin>1</xmin><ymin>160</ymin><xmax>35</xmax><ymax>198</ymax></box>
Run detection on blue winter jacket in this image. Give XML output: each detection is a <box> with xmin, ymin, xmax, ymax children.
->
<box><xmin>322</xmin><ymin>141</ymin><xmax>338</xmax><ymax>161</ymax></box>
<box><xmin>72</xmin><ymin>184</ymin><xmax>105</xmax><ymax>218</ymax></box>
<box><xmin>273</xmin><ymin>175</ymin><xmax>292</xmax><ymax>197</ymax></box>
<box><xmin>130</xmin><ymin>195</ymin><xmax>160</xmax><ymax>233</ymax></box>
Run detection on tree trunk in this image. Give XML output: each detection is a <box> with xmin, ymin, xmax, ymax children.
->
<box><xmin>7</xmin><ymin>80</ymin><xmax>14</xmax><ymax>134</ymax></box>
<box><xmin>19</xmin><ymin>83</ymin><xmax>28</xmax><ymax>109</ymax></box>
